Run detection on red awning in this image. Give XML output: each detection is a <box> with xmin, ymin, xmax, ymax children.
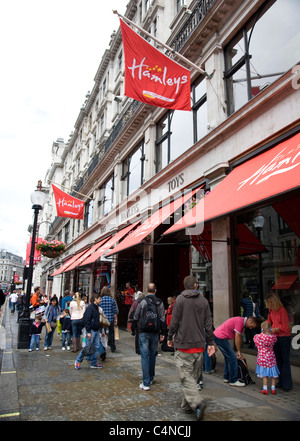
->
<box><xmin>66</xmin><ymin>237</ymin><xmax>110</xmax><ymax>271</ymax></box>
<box><xmin>106</xmin><ymin>187</ymin><xmax>202</xmax><ymax>257</ymax></box>
<box><xmin>164</xmin><ymin>132</ymin><xmax>300</xmax><ymax>235</ymax></box>
<box><xmin>271</xmin><ymin>275</ymin><xmax>298</xmax><ymax>290</ymax></box>
<box><xmin>80</xmin><ymin>222</ymin><xmax>140</xmax><ymax>266</ymax></box>
<box><xmin>50</xmin><ymin>250</ymin><xmax>87</xmax><ymax>276</ymax></box>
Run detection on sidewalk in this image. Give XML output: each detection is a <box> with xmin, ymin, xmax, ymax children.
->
<box><xmin>1</xmin><ymin>299</ymin><xmax>300</xmax><ymax>422</ymax></box>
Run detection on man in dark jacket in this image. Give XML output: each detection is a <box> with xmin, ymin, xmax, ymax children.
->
<box><xmin>75</xmin><ymin>293</ymin><xmax>103</xmax><ymax>369</ymax></box>
<box><xmin>132</xmin><ymin>283</ymin><xmax>166</xmax><ymax>391</ymax></box>
<box><xmin>167</xmin><ymin>275</ymin><xmax>215</xmax><ymax>421</ymax></box>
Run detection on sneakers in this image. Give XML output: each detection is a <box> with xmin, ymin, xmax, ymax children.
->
<box><xmin>139</xmin><ymin>383</ymin><xmax>150</xmax><ymax>391</ymax></box>
<box><xmin>62</xmin><ymin>347</ymin><xmax>65</xmax><ymax>351</ymax></box>
<box><xmin>229</xmin><ymin>380</ymin><xmax>245</xmax><ymax>387</ymax></box>
<box><xmin>90</xmin><ymin>364</ymin><xmax>103</xmax><ymax>369</ymax></box>
<box><xmin>75</xmin><ymin>361</ymin><xmax>81</xmax><ymax>370</ymax></box>
<box><xmin>195</xmin><ymin>402</ymin><xmax>206</xmax><ymax>421</ymax></box>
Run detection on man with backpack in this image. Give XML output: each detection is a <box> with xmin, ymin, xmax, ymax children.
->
<box><xmin>131</xmin><ymin>283</ymin><xmax>166</xmax><ymax>391</ymax></box>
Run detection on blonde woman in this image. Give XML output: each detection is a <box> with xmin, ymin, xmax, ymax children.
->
<box><xmin>266</xmin><ymin>292</ymin><xmax>293</xmax><ymax>391</ymax></box>
<box><xmin>69</xmin><ymin>292</ymin><xmax>85</xmax><ymax>352</ymax></box>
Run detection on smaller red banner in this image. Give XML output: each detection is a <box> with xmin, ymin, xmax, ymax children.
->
<box><xmin>52</xmin><ymin>184</ymin><xmax>84</xmax><ymax>220</ymax></box>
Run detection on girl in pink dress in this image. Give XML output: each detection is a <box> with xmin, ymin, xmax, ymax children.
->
<box><xmin>253</xmin><ymin>321</ymin><xmax>280</xmax><ymax>395</ymax></box>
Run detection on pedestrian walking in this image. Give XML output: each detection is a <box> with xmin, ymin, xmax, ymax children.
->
<box><xmin>266</xmin><ymin>292</ymin><xmax>293</xmax><ymax>391</ymax></box>
<box><xmin>129</xmin><ymin>291</ymin><xmax>146</xmax><ymax>354</ymax></box>
<box><xmin>167</xmin><ymin>276</ymin><xmax>215</xmax><ymax>421</ymax></box>
<box><xmin>69</xmin><ymin>292</ymin><xmax>85</xmax><ymax>352</ymax></box>
<box><xmin>75</xmin><ymin>293</ymin><xmax>103</xmax><ymax>369</ymax></box>
<box><xmin>60</xmin><ymin>309</ymin><xmax>72</xmax><ymax>350</ymax></box>
<box><xmin>131</xmin><ymin>282</ymin><xmax>166</xmax><ymax>391</ymax></box>
<box><xmin>44</xmin><ymin>296</ymin><xmax>61</xmax><ymax>350</ymax></box>
<box><xmin>124</xmin><ymin>282</ymin><xmax>135</xmax><ymax>316</ymax></box>
<box><xmin>100</xmin><ymin>286</ymin><xmax>119</xmax><ymax>353</ymax></box>
<box><xmin>9</xmin><ymin>291</ymin><xmax>18</xmax><ymax>313</ymax></box>
<box><xmin>253</xmin><ymin>321</ymin><xmax>280</xmax><ymax>395</ymax></box>
<box><xmin>213</xmin><ymin>315</ymin><xmax>260</xmax><ymax>386</ymax></box>
<box><xmin>29</xmin><ymin>309</ymin><xmax>45</xmax><ymax>351</ymax></box>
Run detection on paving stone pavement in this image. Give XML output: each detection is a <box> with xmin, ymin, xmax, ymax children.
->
<box><xmin>1</xmin><ymin>299</ymin><xmax>300</xmax><ymax>424</ymax></box>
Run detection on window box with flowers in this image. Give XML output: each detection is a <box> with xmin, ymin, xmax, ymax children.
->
<box><xmin>36</xmin><ymin>240</ymin><xmax>66</xmax><ymax>258</ymax></box>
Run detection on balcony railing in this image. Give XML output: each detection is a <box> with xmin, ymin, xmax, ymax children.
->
<box><xmin>171</xmin><ymin>0</ymin><xmax>217</xmax><ymax>52</ymax></box>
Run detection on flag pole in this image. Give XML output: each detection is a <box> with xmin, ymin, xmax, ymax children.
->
<box><xmin>51</xmin><ymin>182</ymin><xmax>93</xmax><ymax>200</ymax></box>
<box><xmin>113</xmin><ymin>10</ymin><xmax>208</xmax><ymax>76</ymax></box>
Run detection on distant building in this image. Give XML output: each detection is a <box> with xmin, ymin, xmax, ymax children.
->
<box><xmin>0</xmin><ymin>249</ymin><xmax>25</xmax><ymax>289</ymax></box>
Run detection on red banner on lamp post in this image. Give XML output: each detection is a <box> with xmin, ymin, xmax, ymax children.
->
<box><xmin>52</xmin><ymin>184</ymin><xmax>84</xmax><ymax>220</ymax></box>
<box><xmin>25</xmin><ymin>237</ymin><xmax>43</xmax><ymax>266</ymax></box>
<box><xmin>120</xmin><ymin>18</ymin><xmax>191</xmax><ymax>111</ymax></box>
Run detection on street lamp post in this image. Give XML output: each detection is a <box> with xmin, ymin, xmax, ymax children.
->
<box><xmin>17</xmin><ymin>183</ymin><xmax>46</xmax><ymax>349</ymax></box>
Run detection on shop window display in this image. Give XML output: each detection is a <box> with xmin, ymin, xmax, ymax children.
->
<box><xmin>237</xmin><ymin>197</ymin><xmax>300</xmax><ymax>363</ymax></box>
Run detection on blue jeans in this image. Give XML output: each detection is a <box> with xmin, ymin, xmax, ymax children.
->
<box><xmin>213</xmin><ymin>335</ymin><xmax>238</xmax><ymax>383</ymax></box>
<box><xmin>62</xmin><ymin>331</ymin><xmax>71</xmax><ymax>348</ymax></box>
<box><xmin>139</xmin><ymin>332</ymin><xmax>159</xmax><ymax>387</ymax></box>
<box><xmin>44</xmin><ymin>327</ymin><xmax>55</xmax><ymax>348</ymax></box>
<box><xmin>29</xmin><ymin>334</ymin><xmax>40</xmax><ymax>350</ymax></box>
<box><xmin>72</xmin><ymin>319</ymin><xmax>83</xmax><ymax>338</ymax></box>
<box><xmin>76</xmin><ymin>330</ymin><xmax>100</xmax><ymax>367</ymax></box>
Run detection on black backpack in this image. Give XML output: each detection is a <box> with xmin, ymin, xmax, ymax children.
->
<box><xmin>237</xmin><ymin>358</ymin><xmax>255</xmax><ymax>385</ymax></box>
<box><xmin>139</xmin><ymin>296</ymin><xmax>161</xmax><ymax>333</ymax></box>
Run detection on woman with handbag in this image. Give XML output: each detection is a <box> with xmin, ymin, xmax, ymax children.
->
<box><xmin>44</xmin><ymin>296</ymin><xmax>61</xmax><ymax>350</ymax></box>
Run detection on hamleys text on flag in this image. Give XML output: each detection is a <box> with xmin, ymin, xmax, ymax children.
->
<box><xmin>120</xmin><ymin>18</ymin><xmax>191</xmax><ymax>111</ymax></box>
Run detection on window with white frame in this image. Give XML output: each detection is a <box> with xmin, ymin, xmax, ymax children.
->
<box><xmin>122</xmin><ymin>140</ymin><xmax>145</xmax><ymax>196</ymax></box>
<box><xmin>84</xmin><ymin>197</ymin><xmax>94</xmax><ymax>230</ymax></box>
<box><xmin>101</xmin><ymin>175</ymin><xmax>114</xmax><ymax>216</ymax></box>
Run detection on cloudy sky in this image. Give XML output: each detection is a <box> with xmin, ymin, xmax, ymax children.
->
<box><xmin>0</xmin><ymin>0</ymin><xmax>128</xmax><ymax>259</ymax></box>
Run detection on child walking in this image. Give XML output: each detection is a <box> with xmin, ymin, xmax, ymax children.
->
<box><xmin>60</xmin><ymin>309</ymin><xmax>72</xmax><ymax>350</ymax></box>
<box><xmin>253</xmin><ymin>321</ymin><xmax>280</xmax><ymax>395</ymax></box>
<box><xmin>29</xmin><ymin>310</ymin><xmax>45</xmax><ymax>351</ymax></box>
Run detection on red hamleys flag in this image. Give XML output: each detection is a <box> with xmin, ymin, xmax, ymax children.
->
<box><xmin>52</xmin><ymin>184</ymin><xmax>84</xmax><ymax>220</ymax></box>
<box><xmin>120</xmin><ymin>18</ymin><xmax>191</xmax><ymax>111</ymax></box>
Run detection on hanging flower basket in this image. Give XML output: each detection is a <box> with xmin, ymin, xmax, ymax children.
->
<box><xmin>239</xmin><ymin>255</ymin><xmax>259</xmax><ymax>268</ymax></box>
<box><xmin>36</xmin><ymin>240</ymin><xmax>66</xmax><ymax>258</ymax></box>
<box><xmin>184</xmin><ymin>191</ymin><xmax>210</xmax><ymax>214</ymax></box>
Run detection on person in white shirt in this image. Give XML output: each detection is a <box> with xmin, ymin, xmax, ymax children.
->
<box><xmin>10</xmin><ymin>291</ymin><xmax>19</xmax><ymax>313</ymax></box>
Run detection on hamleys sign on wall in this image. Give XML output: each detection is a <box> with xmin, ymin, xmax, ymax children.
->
<box><xmin>120</xmin><ymin>18</ymin><xmax>191</xmax><ymax>111</ymax></box>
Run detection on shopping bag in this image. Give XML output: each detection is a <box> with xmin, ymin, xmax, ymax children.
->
<box><xmin>114</xmin><ymin>325</ymin><xmax>120</xmax><ymax>340</ymax></box>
